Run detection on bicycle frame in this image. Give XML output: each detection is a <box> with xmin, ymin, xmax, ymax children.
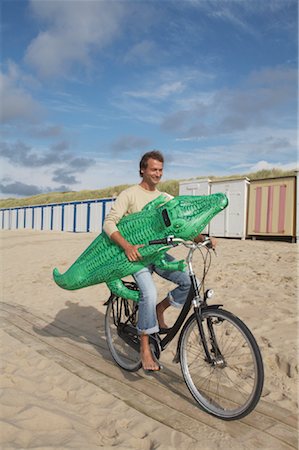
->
<box><xmin>158</xmin><ymin>277</ymin><xmax>222</xmax><ymax>365</ymax></box>
<box><xmin>154</xmin><ymin>241</ymin><xmax>223</xmax><ymax>363</ymax></box>
<box><xmin>159</xmin><ymin>282</ymin><xmax>196</xmax><ymax>350</ymax></box>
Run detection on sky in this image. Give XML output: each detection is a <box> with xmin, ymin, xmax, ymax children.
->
<box><xmin>0</xmin><ymin>0</ymin><xmax>298</xmax><ymax>198</ymax></box>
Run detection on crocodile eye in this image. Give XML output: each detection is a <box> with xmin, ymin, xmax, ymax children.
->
<box><xmin>173</xmin><ymin>219</ymin><xmax>184</xmax><ymax>230</ymax></box>
<box><xmin>162</xmin><ymin>209</ymin><xmax>171</xmax><ymax>227</ymax></box>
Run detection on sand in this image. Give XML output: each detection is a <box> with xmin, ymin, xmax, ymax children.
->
<box><xmin>0</xmin><ymin>229</ymin><xmax>298</xmax><ymax>449</ymax></box>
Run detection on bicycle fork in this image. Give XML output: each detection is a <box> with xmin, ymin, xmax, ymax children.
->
<box><xmin>189</xmin><ymin>260</ymin><xmax>225</xmax><ymax>367</ymax></box>
<box><xmin>194</xmin><ymin>306</ymin><xmax>226</xmax><ymax>368</ymax></box>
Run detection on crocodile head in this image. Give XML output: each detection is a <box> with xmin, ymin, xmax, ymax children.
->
<box><xmin>157</xmin><ymin>193</ymin><xmax>228</xmax><ymax>240</ymax></box>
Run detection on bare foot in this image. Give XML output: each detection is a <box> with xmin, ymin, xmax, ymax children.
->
<box><xmin>140</xmin><ymin>335</ymin><xmax>160</xmax><ymax>371</ymax></box>
<box><xmin>156</xmin><ymin>297</ymin><xmax>170</xmax><ymax>329</ymax></box>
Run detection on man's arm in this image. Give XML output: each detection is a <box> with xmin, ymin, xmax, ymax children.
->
<box><xmin>103</xmin><ymin>191</ymin><xmax>142</xmax><ymax>262</ymax></box>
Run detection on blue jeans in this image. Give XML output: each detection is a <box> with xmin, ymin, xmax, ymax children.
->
<box><xmin>133</xmin><ymin>253</ymin><xmax>191</xmax><ymax>334</ymax></box>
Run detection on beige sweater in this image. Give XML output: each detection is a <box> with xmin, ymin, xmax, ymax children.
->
<box><xmin>103</xmin><ymin>185</ymin><xmax>171</xmax><ymax>237</ymax></box>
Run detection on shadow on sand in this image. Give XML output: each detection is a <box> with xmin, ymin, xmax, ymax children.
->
<box><xmin>33</xmin><ymin>300</ymin><xmax>195</xmax><ymax>404</ymax></box>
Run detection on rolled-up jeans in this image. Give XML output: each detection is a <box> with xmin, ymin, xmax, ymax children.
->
<box><xmin>133</xmin><ymin>253</ymin><xmax>191</xmax><ymax>335</ymax></box>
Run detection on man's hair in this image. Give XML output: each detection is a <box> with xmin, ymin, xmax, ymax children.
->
<box><xmin>139</xmin><ymin>150</ymin><xmax>164</xmax><ymax>177</ymax></box>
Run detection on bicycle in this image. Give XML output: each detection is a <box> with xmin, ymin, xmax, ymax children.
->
<box><xmin>104</xmin><ymin>236</ymin><xmax>264</xmax><ymax>420</ymax></box>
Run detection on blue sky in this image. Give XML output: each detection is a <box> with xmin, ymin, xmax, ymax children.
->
<box><xmin>0</xmin><ymin>0</ymin><xmax>298</xmax><ymax>198</ymax></box>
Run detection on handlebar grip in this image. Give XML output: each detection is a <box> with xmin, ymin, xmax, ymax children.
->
<box><xmin>149</xmin><ymin>238</ymin><xmax>168</xmax><ymax>245</ymax></box>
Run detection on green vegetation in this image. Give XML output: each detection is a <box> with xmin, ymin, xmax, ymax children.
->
<box><xmin>0</xmin><ymin>168</ymin><xmax>296</xmax><ymax>209</ymax></box>
<box><xmin>0</xmin><ymin>184</ymin><xmax>132</xmax><ymax>208</ymax></box>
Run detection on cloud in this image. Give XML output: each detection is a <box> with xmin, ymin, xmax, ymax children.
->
<box><xmin>110</xmin><ymin>135</ymin><xmax>152</xmax><ymax>153</ymax></box>
<box><xmin>123</xmin><ymin>40</ymin><xmax>158</xmax><ymax>65</ymax></box>
<box><xmin>25</xmin><ymin>0</ymin><xmax>126</xmax><ymax>78</ymax></box>
<box><xmin>247</xmin><ymin>66</ymin><xmax>297</xmax><ymax>88</ymax></box>
<box><xmin>112</xmin><ymin>67</ymin><xmax>214</xmax><ymax>126</ymax></box>
<box><xmin>0</xmin><ymin>179</ymin><xmax>72</xmax><ymax>197</ymax></box>
<box><xmin>68</xmin><ymin>156</ymin><xmax>95</xmax><ymax>170</ymax></box>
<box><xmin>0</xmin><ymin>181</ymin><xmax>44</xmax><ymax>196</ymax></box>
<box><xmin>231</xmin><ymin>160</ymin><xmax>298</xmax><ymax>173</ymax></box>
<box><xmin>160</xmin><ymin>67</ymin><xmax>297</xmax><ymax>138</ymax></box>
<box><xmin>0</xmin><ymin>139</ymin><xmax>95</xmax><ymax>196</ymax></box>
<box><xmin>47</xmin><ymin>92</ymin><xmax>93</xmax><ymax>114</ymax></box>
<box><xmin>52</xmin><ymin>168</ymin><xmax>78</xmax><ymax>185</ymax></box>
<box><xmin>50</xmin><ymin>141</ymin><xmax>69</xmax><ymax>152</ymax></box>
<box><xmin>29</xmin><ymin>125</ymin><xmax>64</xmax><ymax>138</ymax></box>
<box><xmin>0</xmin><ymin>140</ymin><xmax>94</xmax><ymax>170</ymax></box>
<box><xmin>187</xmin><ymin>0</ymin><xmax>296</xmax><ymax>34</ymax></box>
<box><xmin>0</xmin><ymin>141</ymin><xmax>62</xmax><ymax>167</ymax></box>
<box><xmin>123</xmin><ymin>68</ymin><xmax>209</xmax><ymax>102</ymax></box>
<box><xmin>125</xmin><ymin>81</ymin><xmax>185</xmax><ymax>101</ymax></box>
<box><xmin>209</xmin><ymin>8</ymin><xmax>257</xmax><ymax>36</ymax></box>
<box><xmin>0</xmin><ymin>67</ymin><xmax>43</xmax><ymax>123</ymax></box>
<box><xmin>164</xmin><ymin>123</ymin><xmax>297</xmax><ymax>179</ymax></box>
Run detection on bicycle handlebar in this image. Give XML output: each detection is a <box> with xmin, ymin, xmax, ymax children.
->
<box><xmin>149</xmin><ymin>235</ymin><xmax>214</xmax><ymax>250</ymax></box>
<box><xmin>148</xmin><ymin>236</ymin><xmax>176</xmax><ymax>246</ymax></box>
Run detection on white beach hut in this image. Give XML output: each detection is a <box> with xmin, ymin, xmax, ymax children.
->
<box><xmin>209</xmin><ymin>178</ymin><xmax>249</xmax><ymax>239</ymax></box>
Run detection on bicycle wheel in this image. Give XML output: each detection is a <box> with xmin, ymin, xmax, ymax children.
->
<box><xmin>179</xmin><ymin>308</ymin><xmax>264</xmax><ymax>420</ymax></box>
<box><xmin>105</xmin><ymin>296</ymin><xmax>142</xmax><ymax>372</ymax></box>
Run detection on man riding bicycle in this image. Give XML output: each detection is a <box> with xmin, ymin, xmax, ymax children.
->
<box><xmin>103</xmin><ymin>150</ymin><xmax>216</xmax><ymax>372</ymax></box>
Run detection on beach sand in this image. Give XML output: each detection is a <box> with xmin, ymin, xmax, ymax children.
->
<box><xmin>1</xmin><ymin>230</ymin><xmax>298</xmax><ymax>449</ymax></box>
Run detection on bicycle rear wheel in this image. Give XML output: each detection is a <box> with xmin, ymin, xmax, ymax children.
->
<box><xmin>105</xmin><ymin>296</ymin><xmax>142</xmax><ymax>372</ymax></box>
<box><xmin>179</xmin><ymin>308</ymin><xmax>264</xmax><ymax>420</ymax></box>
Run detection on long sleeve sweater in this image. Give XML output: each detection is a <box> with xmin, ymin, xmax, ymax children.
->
<box><xmin>103</xmin><ymin>184</ymin><xmax>172</xmax><ymax>237</ymax></box>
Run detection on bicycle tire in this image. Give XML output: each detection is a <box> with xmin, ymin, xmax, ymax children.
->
<box><xmin>179</xmin><ymin>307</ymin><xmax>264</xmax><ymax>420</ymax></box>
<box><xmin>105</xmin><ymin>296</ymin><xmax>142</xmax><ymax>372</ymax></box>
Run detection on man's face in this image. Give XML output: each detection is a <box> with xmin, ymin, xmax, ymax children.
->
<box><xmin>142</xmin><ymin>158</ymin><xmax>163</xmax><ymax>186</ymax></box>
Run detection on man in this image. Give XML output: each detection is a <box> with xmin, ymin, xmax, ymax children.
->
<box><xmin>103</xmin><ymin>150</ymin><xmax>212</xmax><ymax>371</ymax></box>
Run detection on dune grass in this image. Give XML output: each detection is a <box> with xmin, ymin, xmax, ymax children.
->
<box><xmin>0</xmin><ymin>168</ymin><xmax>296</xmax><ymax>209</ymax></box>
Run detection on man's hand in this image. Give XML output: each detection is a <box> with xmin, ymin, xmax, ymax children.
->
<box><xmin>110</xmin><ymin>231</ymin><xmax>144</xmax><ymax>262</ymax></box>
<box><xmin>124</xmin><ymin>243</ymin><xmax>144</xmax><ymax>262</ymax></box>
<box><xmin>208</xmin><ymin>237</ymin><xmax>217</xmax><ymax>249</ymax></box>
<box><xmin>194</xmin><ymin>234</ymin><xmax>217</xmax><ymax>249</ymax></box>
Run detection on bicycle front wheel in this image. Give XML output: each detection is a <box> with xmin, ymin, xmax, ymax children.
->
<box><xmin>105</xmin><ymin>296</ymin><xmax>142</xmax><ymax>372</ymax></box>
<box><xmin>180</xmin><ymin>308</ymin><xmax>264</xmax><ymax>420</ymax></box>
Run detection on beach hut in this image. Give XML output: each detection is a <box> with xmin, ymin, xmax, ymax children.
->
<box><xmin>33</xmin><ymin>206</ymin><xmax>42</xmax><ymax>230</ymax></box>
<box><xmin>247</xmin><ymin>176</ymin><xmax>296</xmax><ymax>241</ymax></box>
<box><xmin>209</xmin><ymin>178</ymin><xmax>249</xmax><ymax>239</ymax></box>
<box><xmin>41</xmin><ymin>205</ymin><xmax>51</xmax><ymax>230</ymax></box>
<box><xmin>1</xmin><ymin>209</ymin><xmax>10</xmax><ymax>230</ymax></box>
<box><xmin>18</xmin><ymin>208</ymin><xmax>25</xmax><ymax>229</ymax></box>
<box><xmin>1</xmin><ymin>198</ymin><xmax>116</xmax><ymax>233</ymax></box>
<box><xmin>24</xmin><ymin>207</ymin><xmax>33</xmax><ymax>229</ymax></box>
<box><xmin>179</xmin><ymin>179</ymin><xmax>210</xmax><ymax>196</ymax></box>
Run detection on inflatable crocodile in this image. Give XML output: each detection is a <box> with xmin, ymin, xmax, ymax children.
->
<box><xmin>53</xmin><ymin>193</ymin><xmax>228</xmax><ymax>301</ymax></box>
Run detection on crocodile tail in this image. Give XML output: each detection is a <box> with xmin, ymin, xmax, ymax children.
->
<box><xmin>53</xmin><ymin>266</ymin><xmax>88</xmax><ymax>290</ymax></box>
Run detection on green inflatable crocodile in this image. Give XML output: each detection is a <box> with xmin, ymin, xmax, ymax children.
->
<box><xmin>53</xmin><ymin>193</ymin><xmax>228</xmax><ymax>301</ymax></box>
